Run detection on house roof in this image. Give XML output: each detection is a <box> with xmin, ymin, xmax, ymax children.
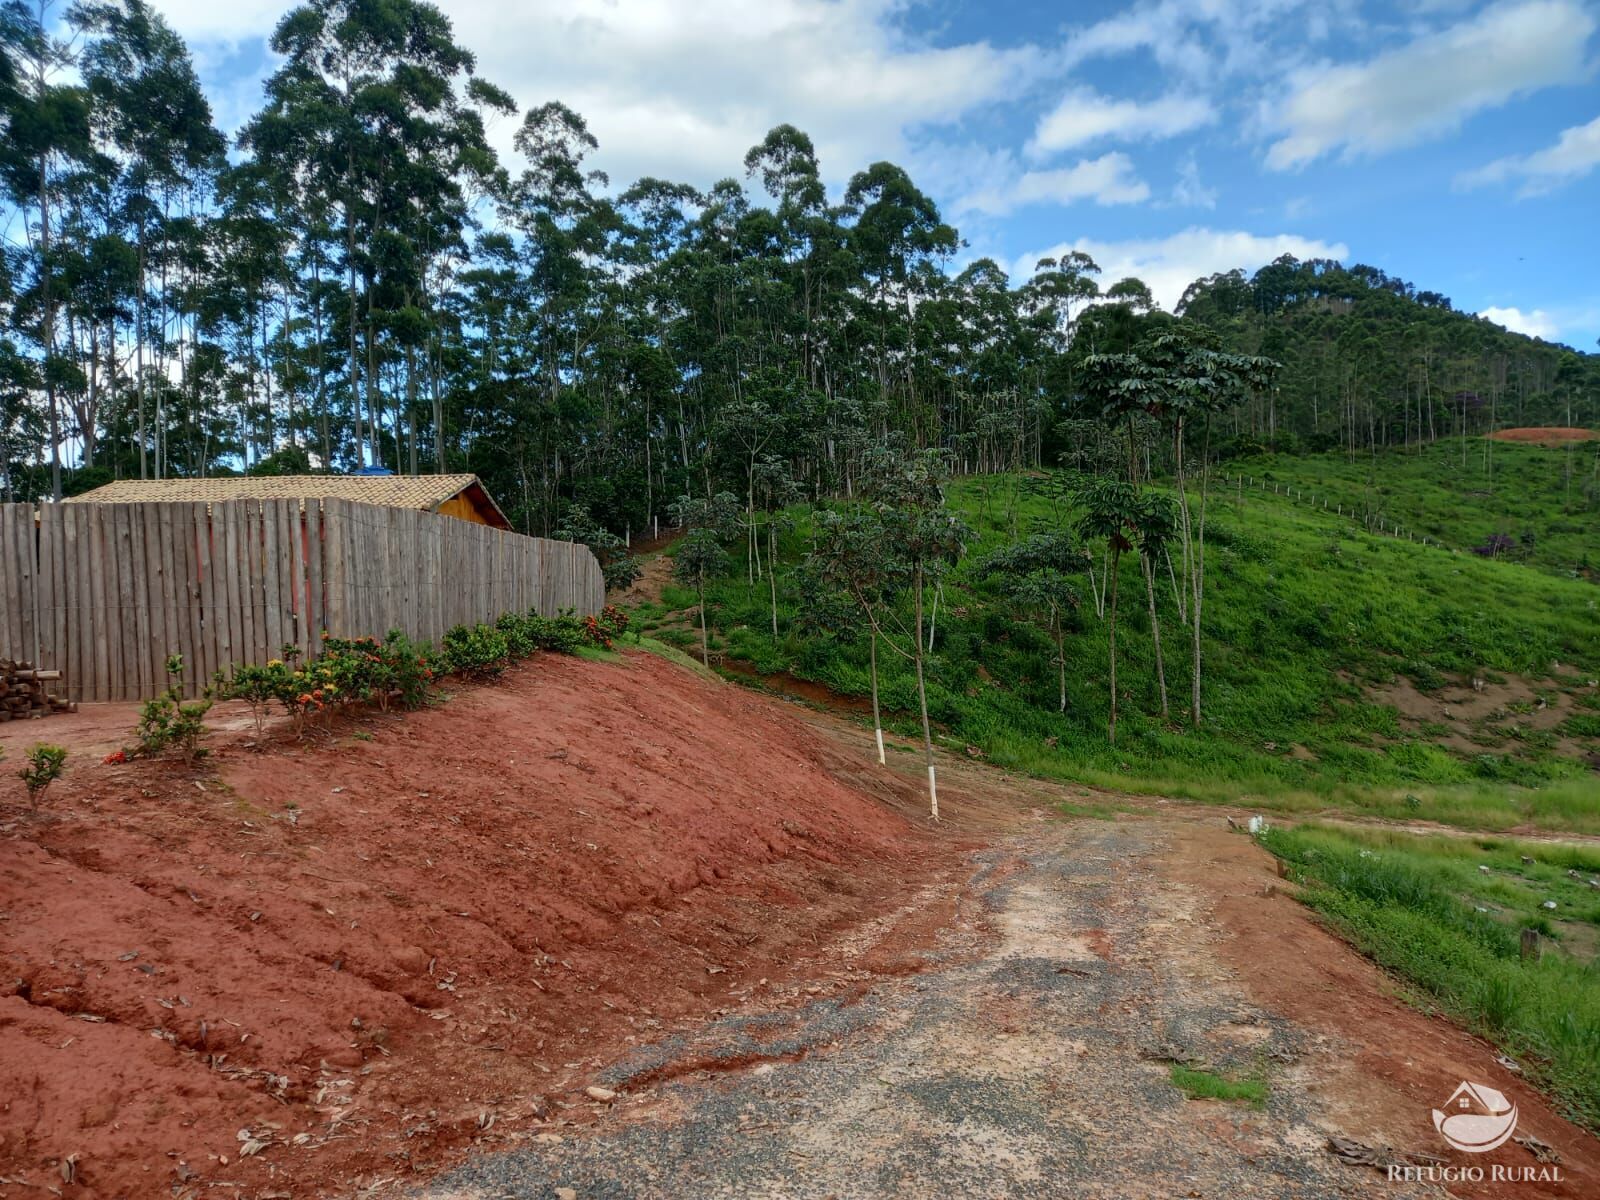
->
<box><xmin>65</xmin><ymin>473</ymin><xmax>512</xmax><ymax>529</ymax></box>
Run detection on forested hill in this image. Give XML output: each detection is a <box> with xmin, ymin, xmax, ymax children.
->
<box><xmin>1</xmin><ymin>0</ymin><xmax>1596</xmax><ymax>541</ymax></box>
<box><xmin>1177</xmin><ymin>257</ymin><xmax>1600</xmax><ymax>457</ymax></box>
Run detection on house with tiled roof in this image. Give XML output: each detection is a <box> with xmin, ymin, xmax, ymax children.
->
<box><xmin>65</xmin><ymin>472</ymin><xmax>512</xmax><ymax>530</ymax></box>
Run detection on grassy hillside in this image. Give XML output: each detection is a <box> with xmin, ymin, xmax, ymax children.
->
<box><xmin>1228</xmin><ymin>438</ymin><xmax>1600</xmax><ymax>580</ymax></box>
<box><xmin>1261</xmin><ymin>823</ymin><xmax>1600</xmax><ymax>1129</ymax></box>
<box><xmin>636</xmin><ymin>472</ymin><xmax>1600</xmax><ymax>830</ymax></box>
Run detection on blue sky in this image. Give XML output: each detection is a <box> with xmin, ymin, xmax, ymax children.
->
<box><xmin>153</xmin><ymin>0</ymin><xmax>1600</xmax><ymax>350</ymax></box>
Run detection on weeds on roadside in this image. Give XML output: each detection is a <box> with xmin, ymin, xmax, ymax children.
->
<box><xmin>1262</xmin><ymin>823</ymin><xmax>1600</xmax><ymax>1131</ymax></box>
<box><xmin>1169</xmin><ymin>1065</ymin><xmax>1267</xmax><ymax>1108</ymax></box>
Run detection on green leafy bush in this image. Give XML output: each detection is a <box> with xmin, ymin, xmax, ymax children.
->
<box><xmin>132</xmin><ymin>655</ymin><xmax>214</xmax><ymax>763</ymax></box>
<box><xmin>440</xmin><ymin>623</ymin><xmax>511</xmax><ymax>678</ymax></box>
<box><xmin>19</xmin><ymin>744</ymin><xmax>67</xmax><ymax>808</ymax></box>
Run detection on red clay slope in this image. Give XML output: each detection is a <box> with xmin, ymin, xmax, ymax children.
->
<box><xmin>0</xmin><ymin>651</ymin><xmax>948</xmax><ymax>1197</ymax></box>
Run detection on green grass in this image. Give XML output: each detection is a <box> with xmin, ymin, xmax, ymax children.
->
<box><xmin>1230</xmin><ymin>439</ymin><xmax>1600</xmax><ymax>580</ymax></box>
<box><xmin>1261</xmin><ymin>823</ymin><xmax>1600</xmax><ymax>1130</ymax></box>
<box><xmin>628</xmin><ymin>633</ymin><xmax>723</xmax><ymax>680</ymax></box>
<box><xmin>644</xmin><ymin>470</ymin><xmax>1600</xmax><ymax>829</ymax></box>
<box><xmin>1168</xmin><ymin>1065</ymin><xmax>1268</xmax><ymax>1107</ymax></box>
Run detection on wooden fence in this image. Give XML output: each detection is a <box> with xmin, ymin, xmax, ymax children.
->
<box><xmin>0</xmin><ymin>499</ymin><xmax>604</xmax><ymax>702</ymax></box>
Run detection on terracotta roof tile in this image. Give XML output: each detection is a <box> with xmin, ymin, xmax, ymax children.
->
<box><xmin>66</xmin><ymin>473</ymin><xmax>492</xmax><ymax>515</ymax></box>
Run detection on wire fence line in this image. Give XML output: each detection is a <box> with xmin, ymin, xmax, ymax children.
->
<box><xmin>0</xmin><ymin>499</ymin><xmax>603</xmax><ymax>703</ymax></box>
<box><xmin>1218</xmin><ymin>472</ymin><xmax>1454</xmax><ymax>552</ymax></box>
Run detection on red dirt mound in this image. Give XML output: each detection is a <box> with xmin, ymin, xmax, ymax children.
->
<box><xmin>0</xmin><ymin>652</ymin><xmax>952</xmax><ymax>1197</ymax></box>
<box><xmin>1489</xmin><ymin>426</ymin><xmax>1597</xmax><ymax>446</ymax></box>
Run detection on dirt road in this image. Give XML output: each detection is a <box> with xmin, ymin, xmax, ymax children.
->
<box><xmin>424</xmin><ymin>810</ymin><xmax>1597</xmax><ymax>1199</ymax></box>
<box><xmin>7</xmin><ymin>653</ymin><xmax>1599</xmax><ymax>1198</ymax></box>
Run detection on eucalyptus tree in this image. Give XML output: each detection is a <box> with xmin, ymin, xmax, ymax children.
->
<box><xmin>2</xmin><ymin>0</ymin><xmax>93</xmax><ymax>497</ymax></box>
<box><xmin>242</xmin><ymin>0</ymin><xmax>510</xmax><ymax>471</ymax></box>
<box><xmin>842</xmin><ymin>163</ymin><xmax>957</xmax><ymax>437</ymax></box>
<box><xmin>75</xmin><ymin>0</ymin><xmax>222</xmax><ymax>477</ymax></box>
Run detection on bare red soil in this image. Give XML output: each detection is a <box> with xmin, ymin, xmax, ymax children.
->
<box><xmin>1165</xmin><ymin>821</ymin><xmax>1600</xmax><ymax>1199</ymax></box>
<box><xmin>0</xmin><ymin>652</ymin><xmax>958</xmax><ymax>1198</ymax></box>
<box><xmin>1489</xmin><ymin>427</ymin><xmax>1597</xmax><ymax>446</ymax></box>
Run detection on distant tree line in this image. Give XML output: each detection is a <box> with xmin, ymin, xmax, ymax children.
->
<box><xmin>1178</xmin><ymin>258</ymin><xmax>1599</xmax><ymax>457</ymax></box>
<box><xmin>2</xmin><ymin>0</ymin><xmax>1596</xmax><ymax>531</ymax></box>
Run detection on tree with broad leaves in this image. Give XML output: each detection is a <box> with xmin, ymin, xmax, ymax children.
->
<box><xmin>1072</xmin><ymin>474</ymin><xmax>1142</xmax><ymax>745</ymax></box>
<box><xmin>857</xmin><ymin>443</ymin><xmax>968</xmax><ymax>820</ymax></box>
<box><xmin>807</xmin><ymin>503</ymin><xmax>910</xmax><ymax>767</ymax></box>
<box><xmin>556</xmin><ymin>501</ymin><xmax>641</xmax><ymax>593</ymax></box>
<box><xmin>669</xmin><ymin>491</ymin><xmax>740</xmax><ymax>667</ymax></box>
<box><xmin>975</xmin><ymin>531</ymin><xmax>1082</xmax><ymax>714</ymax></box>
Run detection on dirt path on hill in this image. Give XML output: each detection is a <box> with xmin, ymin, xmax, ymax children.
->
<box><xmin>6</xmin><ymin>654</ymin><xmax>1600</xmax><ymax>1199</ymax></box>
<box><xmin>421</xmin><ymin>818</ymin><xmax>1600</xmax><ymax>1200</ymax></box>
<box><xmin>425</xmin><ymin>702</ymin><xmax>1600</xmax><ymax>1200</ymax></box>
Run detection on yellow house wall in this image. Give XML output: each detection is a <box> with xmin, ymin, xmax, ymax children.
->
<box><xmin>435</xmin><ymin>493</ymin><xmax>490</xmax><ymax>526</ymax></box>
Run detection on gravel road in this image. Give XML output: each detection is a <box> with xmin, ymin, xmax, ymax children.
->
<box><xmin>423</xmin><ymin>820</ymin><xmax>1440</xmax><ymax>1199</ymax></box>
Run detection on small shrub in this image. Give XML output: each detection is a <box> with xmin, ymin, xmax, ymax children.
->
<box><xmin>19</xmin><ymin>744</ymin><xmax>67</xmax><ymax>808</ymax></box>
<box><xmin>222</xmin><ymin>656</ymin><xmax>299</xmax><ymax>737</ymax></box>
<box><xmin>132</xmin><ymin>655</ymin><xmax>214</xmax><ymax>764</ymax></box>
<box><xmin>602</xmin><ymin>555</ymin><xmax>643</xmax><ymax>592</ymax></box>
<box><xmin>441</xmin><ymin>623</ymin><xmax>511</xmax><ymax>678</ymax></box>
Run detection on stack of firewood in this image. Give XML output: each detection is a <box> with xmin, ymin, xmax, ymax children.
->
<box><xmin>1</xmin><ymin>660</ymin><xmax>75</xmax><ymax>721</ymax></box>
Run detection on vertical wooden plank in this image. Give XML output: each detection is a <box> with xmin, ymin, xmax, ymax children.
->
<box><xmin>156</xmin><ymin>502</ymin><xmax>179</xmax><ymax>689</ymax></box>
<box><xmin>287</xmin><ymin>502</ymin><xmax>305</xmax><ymax>657</ymax></box>
<box><xmin>31</xmin><ymin>507</ymin><xmax>50</xmax><ymax>682</ymax></box>
<box><xmin>306</xmin><ymin>501</ymin><xmax>324</xmax><ymax>657</ymax></box>
<box><xmin>218</xmin><ymin>501</ymin><xmax>240</xmax><ymax>672</ymax></box>
<box><xmin>167</xmin><ymin>501</ymin><xmax>196</xmax><ymax>697</ymax></box>
<box><xmin>84</xmin><ymin>505</ymin><xmax>107</xmax><ymax>703</ymax></box>
<box><xmin>93</xmin><ymin>504</ymin><xmax>114</xmax><ymax>701</ymax></box>
<box><xmin>106</xmin><ymin>505</ymin><xmax>130</xmax><ymax>700</ymax></box>
<box><xmin>323</xmin><ymin>499</ymin><xmax>345</xmax><ymax>639</ymax></box>
<box><xmin>228</xmin><ymin>500</ymin><xmax>249</xmax><ymax>670</ymax></box>
<box><xmin>194</xmin><ymin>503</ymin><xmax>218</xmax><ymax>686</ymax></box>
<box><xmin>0</xmin><ymin>508</ymin><xmax>13</xmax><ymax>655</ymax></box>
<box><xmin>345</xmin><ymin>499</ymin><xmax>363</xmax><ymax>639</ymax></box>
<box><xmin>246</xmin><ymin>500</ymin><xmax>264</xmax><ymax>664</ymax></box>
<box><xmin>142</xmin><ymin>503</ymin><xmax>168</xmax><ymax>692</ymax></box>
<box><xmin>65</xmin><ymin>505</ymin><xmax>86</xmax><ymax>704</ymax></box>
<box><xmin>266</xmin><ymin>502</ymin><xmax>286</xmax><ymax>661</ymax></box>
<box><xmin>261</xmin><ymin>501</ymin><xmax>282</xmax><ymax>660</ymax></box>
<box><xmin>282</xmin><ymin>500</ymin><xmax>300</xmax><ymax>657</ymax></box>
<box><xmin>243</xmin><ymin>501</ymin><xmax>263</xmax><ymax>666</ymax></box>
<box><xmin>243</xmin><ymin>501</ymin><xmax>257</xmax><ymax>666</ymax></box>
<box><xmin>0</xmin><ymin>508</ymin><xmax>19</xmax><ymax>661</ymax></box>
<box><xmin>76</xmin><ymin>505</ymin><xmax>98</xmax><ymax>702</ymax></box>
<box><xmin>39</xmin><ymin>506</ymin><xmax>63</xmax><ymax>689</ymax></box>
<box><xmin>6</xmin><ymin>507</ymin><xmax>26</xmax><ymax>664</ymax></box>
<box><xmin>126</xmin><ymin>504</ymin><xmax>152</xmax><ymax>700</ymax></box>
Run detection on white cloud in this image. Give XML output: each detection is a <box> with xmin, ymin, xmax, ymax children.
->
<box><xmin>1458</xmin><ymin>112</ymin><xmax>1600</xmax><ymax>195</ymax></box>
<box><xmin>1013</xmin><ymin>228</ymin><xmax>1349</xmax><ymax>312</ymax></box>
<box><xmin>1030</xmin><ymin>87</ymin><xmax>1213</xmax><ymax>156</ymax></box>
<box><xmin>1478</xmin><ymin>305</ymin><xmax>1560</xmax><ymax>339</ymax></box>
<box><xmin>1264</xmin><ymin>0</ymin><xmax>1595</xmax><ymax>170</ymax></box>
<box><xmin>960</xmin><ymin>153</ymin><xmax>1150</xmax><ymax>215</ymax></box>
<box><xmin>1172</xmin><ymin>152</ymin><xmax>1217</xmax><ymax>208</ymax></box>
<box><xmin>153</xmin><ymin>0</ymin><xmax>1045</xmax><ymax>189</ymax></box>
